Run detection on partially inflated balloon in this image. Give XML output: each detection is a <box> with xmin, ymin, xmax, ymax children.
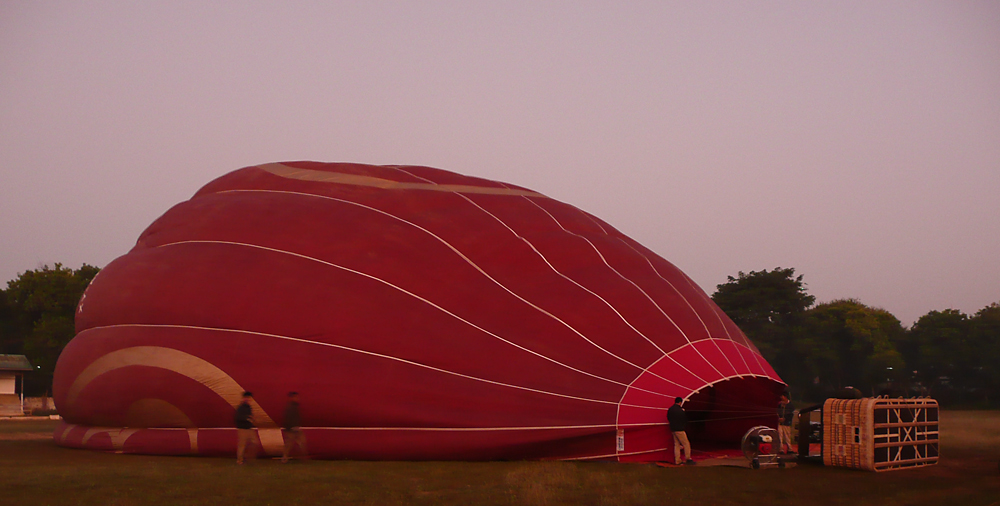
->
<box><xmin>53</xmin><ymin>162</ymin><xmax>784</xmax><ymax>460</ymax></box>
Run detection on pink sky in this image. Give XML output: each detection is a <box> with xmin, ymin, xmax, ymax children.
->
<box><xmin>2</xmin><ymin>1</ymin><xmax>998</xmax><ymax>325</ymax></box>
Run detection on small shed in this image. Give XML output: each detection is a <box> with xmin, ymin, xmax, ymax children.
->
<box><xmin>0</xmin><ymin>355</ymin><xmax>33</xmax><ymax>416</ymax></box>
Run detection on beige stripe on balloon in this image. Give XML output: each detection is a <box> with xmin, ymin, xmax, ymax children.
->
<box><xmin>64</xmin><ymin>346</ymin><xmax>285</xmax><ymax>454</ymax></box>
<box><xmin>80</xmin><ymin>427</ymin><xmax>139</xmax><ymax>451</ymax></box>
<box><xmin>257</xmin><ymin>163</ymin><xmax>546</xmax><ymax>198</ymax></box>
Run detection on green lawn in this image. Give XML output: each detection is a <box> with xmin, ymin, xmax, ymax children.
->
<box><xmin>1</xmin><ymin>412</ymin><xmax>997</xmax><ymax>506</ymax></box>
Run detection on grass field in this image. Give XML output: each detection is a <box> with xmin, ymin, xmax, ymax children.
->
<box><xmin>1</xmin><ymin>412</ymin><xmax>998</xmax><ymax>506</ymax></box>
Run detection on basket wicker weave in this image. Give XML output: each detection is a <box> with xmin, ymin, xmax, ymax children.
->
<box><xmin>822</xmin><ymin>397</ymin><xmax>939</xmax><ymax>472</ymax></box>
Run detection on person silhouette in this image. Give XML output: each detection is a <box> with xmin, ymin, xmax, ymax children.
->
<box><xmin>235</xmin><ymin>391</ymin><xmax>257</xmax><ymax>465</ymax></box>
<box><xmin>667</xmin><ymin>397</ymin><xmax>694</xmax><ymax>465</ymax></box>
<box><xmin>281</xmin><ymin>391</ymin><xmax>308</xmax><ymax>462</ymax></box>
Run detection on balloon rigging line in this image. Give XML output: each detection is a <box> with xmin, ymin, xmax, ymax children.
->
<box><xmin>270</xmin><ymin>165</ymin><xmax>767</xmax><ymax>387</ymax></box>
<box><xmin>450</xmin><ymin>191</ymin><xmax>707</xmax><ymax>389</ymax></box>
<box><xmin>112</xmin><ymin>185</ymin><xmax>781</xmax><ymax>417</ymax></box>
<box><xmin>225</xmin><ymin>187</ymin><xmax>750</xmax><ymax>396</ymax></box>
<box><xmin>384</xmin><ymin>170</ymin><xmax>770</xmax><ymax>392</ymax></box>
<box><xmin>567</xmin><ymin>446</ymin><xmax>670</xmax><ymax>461</ymax></box>
<box><xmin>216</xmin><ymin>188</ymin><xmax>690</xmax><ymax>392</ymax></box>
<box><xmin>232</xmin><ymin>179</ymin><xmax>776</xmax><ymax>390</ymax></box>
<box><xmin>578</xmin><ymin>203</ymin><xmax>727</xmax><ymax>414</ymax></box>
<box><xmin>614</xmin><ymin>238</ymin><xmax>716</xmax><ymax>344</ymax></box>
<box><xmin>624</xmin><ymin>234</ymin><xmax>743</xmax><ymax>348</ymax></box>
<box><xmin>626</xmin><ymin>337</ymin><xmax>779</xmax><ymax>402</ymax></box>
<box><xmin>521</xmin><ymin>196</ymin><xmax>738</xmax><ymax>381</ymax></box>
<box><xmin>77</xmin><ymin>322</ymin><xmax>672</xmax><ymax>410</ymax></box>
<box><xmin>155</xmin><ymin>236</ymin><xmax>678</xmax><ymax>395</ymax></box>
<box><xmin>519</xmin><ymin>197</ymin><xmax>672</xmax><ymax>355</ymax></box>
<box><xmin>62</xmin><ymin>415</ymin><xmax>770</xmax><ymax>434</ymax></box>
<box><xmin>552</xmin><ymin>200</ymin><xmax>752</xmax><ymax>379</ymax></box>
<box><xmin>359</xmin><ymin>170</ymin><xmax>687</xmax><ymax>377</ymax></box>
<box><xmin>683</xmin><ymin>270</ymin><xmax>770</xmax><ymax>374</ymax></box>
<box><xmin>629</xmin><ymin>237</ymin><xmax>769</xmax><ymax>376</ymax></box>
<box><xmin>681</xmin><ymin>337</ymin><xmax>773</xmax><ymax>377</ymax></box>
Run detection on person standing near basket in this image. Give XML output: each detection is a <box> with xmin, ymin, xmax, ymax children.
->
<box><xmin>777</xmin><ymin>392</ymin><xmax>794</xmax><ymax>454</ymax></box>
<box><xmin>667</xmin><ymin>397</ymin><xmax>695</xmax><ymax>465</ymax></box>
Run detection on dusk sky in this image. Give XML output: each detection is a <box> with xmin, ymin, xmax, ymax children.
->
<box><xmin>2</xmin><ymin>1</ymin><xmax>998</xmax><ymax>326</ymax></box>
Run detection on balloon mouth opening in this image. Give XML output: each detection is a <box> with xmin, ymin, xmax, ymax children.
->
<box><xmin>684</xmin><ymin>376</ymin><xmax>786</xmax><ymax>445</ymax></box>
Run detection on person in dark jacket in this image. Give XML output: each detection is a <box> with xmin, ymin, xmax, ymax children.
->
<box><xmin>235</xmin><ymin>391</ymin><xmax>257</xmax><ymax>464</ymax></box>
<box><xmin>777</xmin><ymin>392</ymin><xmax>794</xmax><ymax>454</ymax></box>
<box><xmin>281</xmin><ymin>391</ymin><xmax>308</xmax><ymax>463</ymax></box>
<box><xmin>667</xmin><ymin>397</ymin><xmax>695</xmax><ymax>465</ymax></box>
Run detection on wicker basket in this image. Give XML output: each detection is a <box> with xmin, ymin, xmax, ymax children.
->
<box><xmin>822</xmin><ymin>397</ymin><xmax>939</xmax><ymax>472</ymax></box>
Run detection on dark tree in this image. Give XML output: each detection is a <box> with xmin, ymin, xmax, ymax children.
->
<box><xmin>712</xmin><ymin>268</ymin><xmax>815</xmax><ymax>331</ymax></box>
<box><xmin>900</xmin><ymin>304</ymin><xmax>1000</xmax><ymax>406</ymax></box>
<box><xmin>901</xmin><ymin>309</ymin><xmax>970</xmax><ymax>392</ymax></box>
<box><xmin>711</xmin><ymin>266</ymin><xmax>996</xmax><ymax>405</ymax></box>
<box><xmin>3</xmin><ymin>263</ymin><xmax>100</xmax><ymax>395</ymax></box>
<box><xmin>803</xmin><ymin>299</ymin><xmax>905</xmax><ymax>395</ymax></box>
<box><xmin>0</xmin><ymin>289</ymin><xmax>21</xmax><ymax>355</ymax></box>
<box><xmin>711</xmin><ymin>267</ymin><xmax>817</xmax><ymax>397</ymax></box>
<box><xmin>967</xmin><ymin>303</ymin><xmax>1000</xmax><ymax>405</ymax></box>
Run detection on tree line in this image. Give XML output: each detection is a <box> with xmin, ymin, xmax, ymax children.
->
<box><xmin>0</xmin><ymin>264</ymin><xmax>99</xmax><ymax>396</ymax></box>
<box><xmin>2</xmin><ymin>263</ymin><xmax>997</xmax><ymax>406</ymax></box>
<box><xmin>712</xmin><ymin>267</ymin><xmax>1000</xmax><ymax>407</ymax></box>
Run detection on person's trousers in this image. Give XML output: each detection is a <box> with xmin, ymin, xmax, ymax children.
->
<box><xmin>779</xmin><ymin>424</ymin><xmax>792</xmax><ymax>452</ymax></box>
<box><xmin>237</xmin><ymin>428</ymin><xmax>258</xmax><ymax>463</ymax></box>
<box><xmin>282</xmin><ymin>429</ymin><xmax>308</xmax><ymax>461</ymax></box>
<box><xmin>672</xmin><ymin>430</ymin><xmax>691</xmax><ymax>464</ymax></box>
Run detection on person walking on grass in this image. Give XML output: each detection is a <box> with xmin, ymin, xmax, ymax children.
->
<box><xmin>235</xmin><ymin>391</ymin><xmax>257</xmax><ymax>465</ymax></box>
<box><xmin>668</xmin><ymin>397</ymin><xmax>695</xmax><ymax>465</ymax></box>
<box><xmin>281</xmin><ymin>391</ymin><xmax>308</xmax><ymax>463</ymax></box>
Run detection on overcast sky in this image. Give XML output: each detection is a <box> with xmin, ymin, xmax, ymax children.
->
<box><xmin>2</xmin><ymin>1</ymin><xmax>998</xmax><ymax>326</ymax></box>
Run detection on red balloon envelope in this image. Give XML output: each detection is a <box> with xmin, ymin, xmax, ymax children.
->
<box><xmin>53</xmin><ymin>162</ymin><xmax>784</xmax><ymax>461</ymax></box>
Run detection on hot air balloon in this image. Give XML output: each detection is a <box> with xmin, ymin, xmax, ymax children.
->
<box><xmin>52</xmin><ymin>162</ymin><xmax>784</xmax><ymax>461</ymax></box>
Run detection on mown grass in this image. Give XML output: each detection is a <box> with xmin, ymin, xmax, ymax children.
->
<box><xmin>0</xmin><ymin>419</ymin><xmax>57</xmax><ymax>433</ymax></box>
<box><xmin>1</xmin><ymin>412</ymin><xmax>998</xmax><ymax>506</ymax></box>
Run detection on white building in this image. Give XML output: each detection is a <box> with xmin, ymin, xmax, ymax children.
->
<box><xmin>0</xmin><ymin>355</ymin><xmax>32</xmax><ymax>416</ymax></box>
